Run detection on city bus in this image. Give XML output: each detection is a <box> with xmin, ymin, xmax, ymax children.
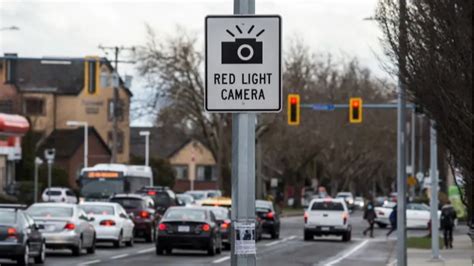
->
<box><xmin>79</xmin><ymin>164</ymin><xmax>153</xmax><ymax>201</ymax></box>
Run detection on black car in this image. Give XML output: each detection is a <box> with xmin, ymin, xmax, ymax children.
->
<box><xmin>204</xmin><ymin>207</ymin><xmax>231</xmax><ymax>250</ymax></box>
<box><xmin>156</xmin><ymin>207</ymin><xmax>222</xmax><ymax>256</ymax></box>
<box><xmin>136</xmin><ymin>186</ymin><xmax>180</xmax><ymax>215</ymax></box>
<box><xmin>256</xmin><ymin>200</ymin><xmax>280</xmax><ymax>239</ymax></box>
<box><xmin>110</xmin><ymin>194</ymin><xmax>158</xmax><ymax>242</ymax></box>
<box><xmin>0</xmin><ymin>204</ymin><xmax>45</xmax><ymax>265</ymax></box>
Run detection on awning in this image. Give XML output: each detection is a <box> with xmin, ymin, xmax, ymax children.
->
<box><xmin>0</xmin><ymin>113</ymin><xmax>30</xmax><ymax>135</ymax></box>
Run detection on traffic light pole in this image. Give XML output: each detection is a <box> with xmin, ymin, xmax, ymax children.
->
<box><xmin>231</xmin><ymin>1</ymin><xmax>257</xmax><ymax>266</ymax></box>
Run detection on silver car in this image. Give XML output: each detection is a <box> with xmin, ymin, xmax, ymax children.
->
<box><xmin>26</xmin><ymin>203</ymin><xmax>96</xmax><ymax>256</ymax></box>
<box><xmin>79</xmin><ymin>202</ymin><xmax>135</xmax><ymax>247</ymax></box>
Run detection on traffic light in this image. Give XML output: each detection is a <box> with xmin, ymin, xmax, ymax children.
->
<box><xmin>287</xmin><ymin>94</ymin><xmax>300</xmax><ymax>126</ymax></box>
<box><xmin>349</xmin><ymin>97</ymin><xmax>363</xmax><ymax>123</ymax></box>
<box><xmin>85</xmin><ymin>56</ymin><xmax>100</xmax><ymax>95</ymax></box>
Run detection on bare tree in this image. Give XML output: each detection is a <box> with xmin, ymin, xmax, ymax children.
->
<box><xmin>377</xmin><ymin>0</ymin><xmax>472</xmax><ymax>220</ymax></box>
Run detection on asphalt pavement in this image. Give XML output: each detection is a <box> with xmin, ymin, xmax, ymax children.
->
<box><xmin>0</xmin><ymin>210</ymin><xmax>431</xmax><ymax>266</ymax></box>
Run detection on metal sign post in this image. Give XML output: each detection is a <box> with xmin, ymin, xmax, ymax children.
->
<box><xmin>205</xmin><ymin>1</ymin><xmax>281</xmax><ymax>264</ymax></box>
<box><xmin>232</xmin><ymin>2</ymin><xmax>256</xmax><ymax>265</ymax></box>
<box><xmin>430</xmin><ymin>120</ymin><xmax>440</xmax><ymax>260</ymax></box>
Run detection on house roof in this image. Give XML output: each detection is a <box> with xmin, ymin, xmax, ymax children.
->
<box><xmin>130</xmin><ymin>126</ymin><xmax>195</xmax><ymax>159</ymax></box>
<box><xmin>37</xmin><ymin>127</ymin><xmax>111</xmax><ymax>158</ymax></box>
<box><xmin>1</xmin><ymin>55</ymin><xmax>132</xmax><ymax>96</ymax></box>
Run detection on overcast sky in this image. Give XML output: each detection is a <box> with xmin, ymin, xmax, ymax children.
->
<box><xmin>0</xmin><ymin>0</ymin><xmax>391</xmax><ymax>125</ymax></box>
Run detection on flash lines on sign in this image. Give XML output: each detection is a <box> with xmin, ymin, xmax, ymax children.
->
<box><xmin>225</xmin><ymin>24</ymin><xmax>265</xmax><ymax>38</ymax></box>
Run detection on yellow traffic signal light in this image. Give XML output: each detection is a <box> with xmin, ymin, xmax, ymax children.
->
<box><xmin>349</xmin><ymin>97</ymin><xmax>363</xmax><ymax>123</ymax></box>
<box><xmin>288</xmin><ymin>94</ymin><xmax>300</xmax><ymax>126</ymax></box>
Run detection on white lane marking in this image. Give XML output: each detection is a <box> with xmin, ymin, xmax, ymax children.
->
<box><xmin>387</xmin><ymin>259</ymin><xmax>397</xmax><ymax>266</ymax></box>
<box><xmin>213</xmin><ymin>256</ymin><xmax>231</xmax><ymax>264</ymax></box>
<box><xmin>77</xmin><ymin>259</ymin><xmax>101</xmax><ymax>266</ymax></box>
<box><xmin>324</xmin><ymin>239</ymin><xmax>369</xmax><ymax>266</ymax></box>
<box><xmin>111</xmin><ymin>253</ymin><xmax>129</xmax><ymax>259</ymax></box>
<box><xmin>264</xmin><ymin>235</ymin><xmax>296</xmax><ymax>247</ymax></box>
<box><xmin>137</xmin><ymin>247</ymin><xmax>155</xmax><ymax>254</ymax></box>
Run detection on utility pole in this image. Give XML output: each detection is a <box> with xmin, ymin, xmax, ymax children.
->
<box><xmin>430</xmin><ymin>120</ymin><xmax>440</xmax><ymax>260</ymax></box>
<box><xmin>98</xmin><ymin>45</ymin><xmax>135</xmax><ymax>163</ymax></box>
<box><xmin>34</xmin><ymin>157</ymin><xmax>43</xmax><ymax>203</ymax></box>
<box><xmin>231</xmin><ymin>1</ymin><xmax>257</xmax><ymax>265</ymax></box>
<box><xmin>396</xmin><ymin>0</ymin><xmax>408</xmax><ymax>265</ymax></box>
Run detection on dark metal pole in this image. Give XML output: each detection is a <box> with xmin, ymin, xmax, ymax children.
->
<box><xmin>396</xmin><ymin>0</ymin><xmax>408</xmax><ymax>265</ymax></box>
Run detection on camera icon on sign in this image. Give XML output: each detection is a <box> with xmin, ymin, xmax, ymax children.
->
<box><xmin>221</xmin><ymin>25</ymin><xmax>264</xmax><ymax>64</ymax></box>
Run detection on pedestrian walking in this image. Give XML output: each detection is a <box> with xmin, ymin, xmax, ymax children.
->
<box><xmin>440</xmin><ymin>200</ymin><xmax>457</xmax><ymax>249</ymax></box>
<box><xmin>386</xmin><ymin>205</ymin><xmax>397</xmax><ymax>237</ymax></box>
<box><xmin>363</xmin><ymin>197</ymin><xmax>377</xmax><ymax>238</ymax></box>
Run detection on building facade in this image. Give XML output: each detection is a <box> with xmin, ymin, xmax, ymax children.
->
<box><xmin>0</xmin><ymin>54</ymin><xmax>131</xmax><ymax>164</ymax></box>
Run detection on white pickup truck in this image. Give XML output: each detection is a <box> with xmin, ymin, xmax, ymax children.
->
<box><xmin>304</xmin><ymin>198</ymin><xmax>351</xmax><ymax>242</ymax></box>
<box><xmin>374</xmin><ymin>202</ymin><xmax>441</xmax><ymax>229</ymax></box>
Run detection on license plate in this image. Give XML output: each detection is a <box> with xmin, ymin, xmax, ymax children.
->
<box><xmin>320</xmin><ymin>227</ymin><xmax>330</xmax><ymax>231</ymax></box>
<box><xmin>46</xmin><ymin>225</ymin><xmax>56</xmax><ymax>231</ymax></box>
<box><xmin>178</xmin><ymin>226</ymin><xmax>190</xmax><ymax>232</ymax></box>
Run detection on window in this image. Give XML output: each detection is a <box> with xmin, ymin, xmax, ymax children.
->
<box><xmin>0</xmin><ymin>100</ymin><xmax>13</xmax><ymax>114</ymax></box>
<box><xmin>4</xmin><ymin>59</ymin><xmax>15</xmax><ymax>84</ymax></box>
<box><xmin>174</xmin><ymin>165</ymin><xmax>188</xmax><ymax>180</ymax></box>
<box><xmin>107</xmin><ymin>130</ymin><xmax>124</xmax><ymax>153</ymax></box>
<box><xmin>196</xmin><ymin>165</ymin><xmax>214</xmax><ymax>181</ymax></box>
<box><xmin>108</xmin><ymin>99</ymin><xmax>125</xmax><ymax>121</ymax></box>
<box><xmin>310</xmin><ymin>202</ymin><xmax>344</xmax><ymax>211</ymax></box>
<box><xmin>24</xmin><ymin>98</ymin><xmax>44</xmax><ymax>115</ymax></box>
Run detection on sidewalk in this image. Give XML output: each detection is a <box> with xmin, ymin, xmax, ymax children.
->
<box><xmin>388</xmin><ymin>231</ymin><xmax>472</xmax><ymax>266</ymax></box>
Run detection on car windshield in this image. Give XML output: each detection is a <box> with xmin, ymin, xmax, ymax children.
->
<box><xmin>45</xmin><ymin>190</ymin><xmax>62</xmax><ymax>196</ymax></box>
<box><xmin>111</xmin><ymin>198</ymin><xmax>145</xmax><ymax>209</ymax></box>
<box><xmin>80</xmin><ymin>205</ymin><xmax>115</xmax><ymax>216</ymax></box>
<box><xmin>210</xmin><ymin>208</ymin><xmax>229</xmax><ymax>220</ymax></box>
<box><xmin>177</xmin><ymin>195</ymin><xmax>193</xmax><ymax>204</ymax></box>
<box><xmin>0</xmin><ymin>210</ymin><xmax>16</xmax><ymax>224</ymax></box>
<box><xmin>27</xmin><ymin>206</ymin><xmax>73</xmax><ymax>218</ymax></box>
<box><xmin>150</xmin><ymin>192</ymin><xmax>171</xmax><ymax>207</ymax></box>
<box><xmin>311</xmin><ymin>201</ymin><xmax>344</xmax><ymax>211</ymax></box>
<box><xmin>186</xmin><ymin>192</ymin><xmax>206</xmax><ymax>200</ymax></box>
<box><xmin>165</xmin><ymin>209</ymin><xmax>207</xmax><ymax>221</ymax></box>
<box><xmin>256</xmin><ymin>201</ymin><xmax>272</xmax><ymax>210</ymax></box>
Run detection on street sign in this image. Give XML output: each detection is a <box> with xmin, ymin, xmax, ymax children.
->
<box><xmin>416</xmin><ymin>172</ymin><xmax>424</xmax><ymax>182</ymax></box>
<box><xmin>205</xmin><ymin>15</ymin><xmax>281</xmax><ymax>112</ymax></box>
<box><xmin>312</xmin><ymin>104</ymin><xmax>335</xmax><ymax>111</ymax></box>
<box><xmin>407</xmin><ymin>175</ymin><xmax>417</xmax><ymax>187</ymax></box>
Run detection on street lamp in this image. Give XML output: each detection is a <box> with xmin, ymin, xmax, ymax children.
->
<box><xmin>66</xmin><ymin>121</ymin><xmax>88</xmax><ymax>168</ymax></box>
<box><xmin>34</xmin><ymin>157</ymin><xmax>43</xmax><ymax>203</ymax></box>
<box><xmin>139</xmin><ymin>131</ymin><xmax>151</xmax><ymax>167</ymax></box>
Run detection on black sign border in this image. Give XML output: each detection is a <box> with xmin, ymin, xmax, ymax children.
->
<box><xmin>205</xmin><ymin>15</ymin><xmax>282</xmax><ymax>112</ymax></box>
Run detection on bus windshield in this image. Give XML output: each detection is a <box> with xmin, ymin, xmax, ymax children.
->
<box><xmin>81</xmin><ymin>179</ymin><xmax>124</xmax><ymax>199</ymax></box>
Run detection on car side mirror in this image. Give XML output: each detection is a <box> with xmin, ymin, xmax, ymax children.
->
<box><xmin>120</xmin><ymin>213</ymin><xmax>128</xmax><ymax>219</ymax></box>
<box><xmin>88</xmin><ymin>216</ymin><xmax>95</xmax><ymax>222</ymax></box>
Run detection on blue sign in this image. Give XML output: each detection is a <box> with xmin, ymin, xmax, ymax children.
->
<box><xmin>312</xmin><ymin>104</ymin><xmax>335</xmax><ymax>111</ymax></box>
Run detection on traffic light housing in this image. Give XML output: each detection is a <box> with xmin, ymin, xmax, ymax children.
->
<box><xmin>349</xmin><ymin>97</ymin><xmax>362</xmax><ymax>123</ymax></box>
<box><xmin>287</xmin><ymin>94</ymin><xmax>300</xmax><ymax>126</ymax></box>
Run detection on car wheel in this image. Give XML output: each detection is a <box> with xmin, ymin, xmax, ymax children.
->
<box><xmin>207</xmin><ymin>238</ymin><xmax>216</xmax><ymax>256</ymax></box>
<box><xmin>17</xmin><ymin>244</ymin><xmax>29</xmax><ymax>266</ymax></box>
<box><xmin>166</xmin><ymin>248</ymin><xmax>172</xmax><ymax>255</ymax></box>
<box><xmin>223</xmin><ymin>243</ymin><xmax>231</xmax><ymax>250</ymax></box>
<box><xmin>126</xmin><ymin>234</ymin><xmax>134</xmax><ymax>247</ymax></box>
<box><xmin>304</xmin><ymin>230</ymin><xmax>312</xmax><ymax>241</ymax></box>
<box><xmin>342</xmin><ymin>232</ymin><xmax>350</xmax><ymax>242</ymax></box>
<box><xmin>271</xmin><ymin>230</ymin><xmax>279</xmax><ymax>239</ymax></box>
<box><xmin>377</xmin><ymin>222</ymin><xmax>388</xmax><ymax>228</ymax></box>
<box><xmin>86</xmin><ymin>235</ymin><xmax>96</xmax><ymax>254</ymax></box>
<box><xmin>34</xmin><ymin>241</ymin><xmax>46</xmax><ymax>264</ymax></box>
<box><xmin>114</xmin><ymin>232</ymin><xmax>123</xmax><ymax>248</ymax></box>
<box><xmin>155</xmin><ymin>244</ymin><xmax>163</xmax><ymax>255</ymax></box>
<box><xmin>72</xmin><ymin>238</ymin><xmax>82</xmax><ymax>256</ymax></box>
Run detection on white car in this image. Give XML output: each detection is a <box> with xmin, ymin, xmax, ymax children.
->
<box><xmin>42</xmin><ymin>187</ymin><xmax>78</xmax><ymax>203</ymax></box>
<box><xmin>374</xmin><ymin>202</ymin><xmax>441</xmax><ymax>229</ymax></box>
<box><xmin>79</xmin><ymin>202</ymin><xmax>135</xmax><ymax>247</ymax></box>
<box><xmin>304</xmin><ymin>198</ymin><xmax>351</xmax><ymax>242</ymax></box>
